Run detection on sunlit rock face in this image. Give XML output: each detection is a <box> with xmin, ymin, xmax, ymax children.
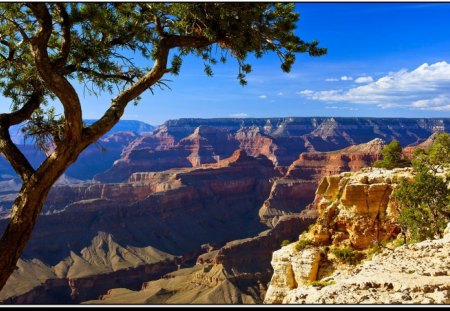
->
<box><xmin>264</xmin><ymin>168</ymin><xmax>417</xmax><ymax>304</ymax></box>
<box><xmin>94</xmin><ymin>117</ymin><xmax>449</xmax><ymax>183</ymax></box>
<box><xmin>259</xmin><ymin>138</ymin><xmax>385</xmax><ymax>227</ymax></box>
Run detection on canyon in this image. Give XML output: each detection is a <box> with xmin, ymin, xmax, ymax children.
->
<box><xmin>0</xmin><ymin>117</ymin><xmax>448</xmax><ymax>304</ymax></box>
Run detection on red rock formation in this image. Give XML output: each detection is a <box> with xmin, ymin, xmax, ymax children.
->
<box><xmin>259</xmin><ymin>139</ymin><xmax>385</xmax><ymax>227</ymax></box>
<box><xmin>95</xmin><ymin>118</ymin><xmax>448</xmax><ymax>183</ymax></box>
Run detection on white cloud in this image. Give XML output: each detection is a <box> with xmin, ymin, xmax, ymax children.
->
<box><xmin>297</xmin><ymin>89</ymin><xmax>314</xmax><ymax>96</ymax></box>
<box><xmin>277</xmin><ymin>92</ymin><xmax>284</xmax><ymax>96</ymax></box>
<box><xmin>326</xmin><ymin>106</ymin><xmax>359</xmax><ymax>111</ymax></box>
<box><xmin>412</xmin><ymin>95</ymin><xmax>450</xmax><ymax>111</ymax></box>
<box><xmin>230</xmin><ymin>113</ymin><xmax>248</xmax><ymax>118</ymax></box>
<box><xmin>325</xmin><ymin>76</ymin><xmax>353</xmax><ymax>82</ymax></box>
<box><xmin>299</xmin><ymin>61</ymin><xmax>450</xmax><ymax>111</ymax></box>
<box><xmin>355</xmin><ymin>76</ymin><xmax>374</xmax><ymax>83</ymax></box>
<box><xmin>259</xmin><ymin>95</ymin><xmax>267</xmax><ymax>99</ymax></box>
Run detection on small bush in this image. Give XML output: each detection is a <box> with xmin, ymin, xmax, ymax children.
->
<box><xmin>392</xmin><ymin>238</ymin><xmax>405</xmax><ymax>248</ymax></box>
<box><xmin>310</xmin><ymin>279</ymin><xmax>336</xmax><ymax>288</ymax></box>
<box><xmin>280</xmin><ymin>240</ymin><xmax>291</xmax><ymax>247</ymax></box>
<box><xmin>295</xmin><ymin>238</ymin><xmax>312</xmax><ymax>252</ymax></box>
<box><xmin>331</xmin><ymin>247</ymin><xmax>365</xmax><ymax>265</ymax></box>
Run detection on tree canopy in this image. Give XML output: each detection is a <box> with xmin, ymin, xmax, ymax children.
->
<box><xmin>0</xmin><ymin>2</ymin><xmax>326</xmax><ymax>291</ymax></box>
<box><xmin>374</xmin><ymin>140</ymin><xmax>410</xmax><ymax>170</ymax></box>
<box><xmin>393</xmin><ymin>133</ymin><xmax>450</xmax><ymax>242</ymax></box>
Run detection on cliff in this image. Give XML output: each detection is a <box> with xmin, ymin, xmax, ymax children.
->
<box><xmin>95</xmin><ymin>118</ymin><xmax>450</xmax><ymax>182</ymax></box>
<box><xmin>259</xmin><ymin>139</ymin><xmax>385</xmax><ymax>227</ymax></box>
<box><xmin>264</xmin><ymin>168</ymin><xmax>413</xmax><ymax>304</ymax></box>
<box><xmin>0</xmin><ymin>232</ymin><xmax>176</xmax><ymax>304</ymax></box>
<box><xmin>0</xmin><ymin>150</ymin><xmax>276</xmax><ymax>303</ymax></box>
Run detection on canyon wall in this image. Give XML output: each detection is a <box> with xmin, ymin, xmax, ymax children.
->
<box><xmin>95</xmin><ymin>118</ymin><xmax>450</xmax><ymax>182</ymax></box>
<box><xmin>0</xmin><ymin>150</ymin><xmax>277</xmax><ymax>303</ymax></box>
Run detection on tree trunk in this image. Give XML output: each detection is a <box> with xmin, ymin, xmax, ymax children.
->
<box><xmin>0</xmin><ymin>180</ymin><xmax>54</xmax><ymax>292</ymax></box>
<box><xmin>0</xmin><ymin>144</ymin><xmax>81</xmax><ymax>293</ymax></box>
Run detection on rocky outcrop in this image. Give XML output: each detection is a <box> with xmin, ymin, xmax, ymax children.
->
<box><xmin>279</xmin><ymin>224</ymin><xmax>450</xmax><ymax>304</ymax></box>
<box><xmin>86</xmin><ymin>264</ymin><xmax>258</xmax><ymax>304</ymax></box>
<box><xmin>309</xmin><ymin>168</ymin><xmax>412</xmax><ymax>249</ymax></box>
<box><xmin>264</xmin><ymin>168</ymin><xmax>414</xmax><ymax>304</ymax></box>
<box><xmin>95</xmin><ymin>118</ymin><xmax>449</xmax><ymax>182</ymax></box>
<box><xmin>259</xmin><ymin>139</ymin><xmax>385</xmax><ymax>227</ymax></box>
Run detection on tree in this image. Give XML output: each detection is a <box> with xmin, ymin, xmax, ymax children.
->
<box><xmin>0</xmin><ymin>3</ymin><xmax>326</xmax><ymax>290</ymax></box>
<box><xmin>393</xmin><ymin>133</ymin><xmax>450</xmax><ymax>242</ymax></box>
<box><xmin>374</xmin><ymin>139</ymin><xmax>410</xmax><ymax>169</ymax></box>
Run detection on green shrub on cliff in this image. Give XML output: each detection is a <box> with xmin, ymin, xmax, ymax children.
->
<box><xmin>374</xmin><ymin>140</ymin><xmax>410</xmax><ymax>169</ymax></box>
<box><xmin>280</xmin><ymin>240</ymin><xmax>291</xmax><ymax>247</ymax></box>
<box><xmin>295</xmin><ymin>237</ymin><xmax>313</xmax><ymax>252</ymax></box>
<box><xmin>393</xmin><ymin>133</ymin><xmax>450</xmax><ymax>243</ymax></box>
<box><xmin>331</xmin><ymin>247</ymin><xmax>365</xmax><ymax>265</ymax></box>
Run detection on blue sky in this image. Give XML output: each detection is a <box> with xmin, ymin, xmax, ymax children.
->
<box><xmin>4</xmin><ymin>3</ymin><xmax>450</xmax><ymax>126</ymax></box>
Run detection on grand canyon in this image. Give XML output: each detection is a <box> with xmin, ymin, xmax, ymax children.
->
<box><xmin>0</xmin><ymin>117</ymin><xmax>449</xmax><ymax>304</ymax></box>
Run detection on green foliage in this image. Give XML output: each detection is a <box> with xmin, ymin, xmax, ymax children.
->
<box><xmin>331</xmin><ymin>247</ymin><xmax>365</xmax><ymax>265</ymax></box>
<box><xmin>393</xmin><ymin>133</ymin><xmax>450</xmax><ymax>242</ymax></box>
<box><xmin>0</xmin><ymin>3</ymin><xmax>326</xmax><ymax>148</ymax></box>
<box><xmin>280</xmin><ymin>240</ymin><xmax>291</xmax><ymax>247</ymax></box>
<box><xmin>391</xmin><ymin>237</ymin><xmax>405</xmax><ymax>248</ymax></box>
<box><xmin>366</xmin><ymin>244</ymin><xmax>382</xmax><ymax>259</ymax></box>
<box><xmin>295</xmin><ymin>238</ymin><xmax>312</xmax><ymax>252</ymax></box>
<box><xmin>310</xmin><ymin>279</ymin><xmax>336</xmax><ymax>288</ymax></box>
<box><xmin>374</xmin><ymin>140</ymin><xmax>410</xmax><ymax>169</ymax></box>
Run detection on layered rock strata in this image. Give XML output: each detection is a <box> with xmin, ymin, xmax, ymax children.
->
<box><xmin>0</xmin><ymin>151</ymin><xmax>276</xmax><ymax>303</ymax></box>
<box><xmin>85</xmin><ymin>215</ymin><xmax>315</xmax><ymax>304</ymax></box>
<box><xmin>95</xmin><ymin>118</ymin><xmax>449</xmax><ymax>182</ymax></box>
<box><xmin>259</xmin><ymin>139</ymin><xmax>385</xmax><ymax>227</ymax></box>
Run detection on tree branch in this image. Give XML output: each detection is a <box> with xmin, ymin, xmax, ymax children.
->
<box><xmin>0</xmin><ymin>90</ymin><xmax>43</xmax><ymax>127</ymax></box>
<box><xmin>63</xmin><ymin>65</ymin><xmax>136</xmax><ymax>83</ymax></box>
<box><xmin>82</xmin><ymin>41</ymin><xmax>171</xmax><ymax>143</ymax></box>
<box><xmin>0</xmin><ymin>127</ymin><xmax>35</xmax><ymax>182</ymax></box>
<box><xmin>165</xmin><ymin>34</ymin><xmax>212</xmax><ymax>49</ymax></box>
<box><xmin>54</xmin><ymin>3</ymin><xmax>71</xmax><ymax>68</ymax></box>
<box><xmin>27</xmin><ymin>3</ymin><xmax>83</xmax><ymax>144</ymax></box>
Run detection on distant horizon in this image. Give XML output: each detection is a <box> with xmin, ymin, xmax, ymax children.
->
<box><xmin>110</xmin><ymin>115</ymin><xmax>450</xmax><ymax>127</ymax></box>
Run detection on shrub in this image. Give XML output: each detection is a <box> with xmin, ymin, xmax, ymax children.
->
<box><xmin>393</xmin><ymin>133</ymin><xmax>450</xmax><ymax>243</ymax></box>
<box><xmin>295</xmin><ymin>238</ymin><xmax>312</xmax><ymax>252</ymax></box>
<box><xmin>331</xmin><ymin>247</ymin><xmax>365</xmax><ymax>265</ymax></box>
<box><xmin>310</xmin><ymin>279</ymin><xmax>336</xmax><ymax>288</ymax></box>
<box><xmin>280</xmin><ymin>240</ymin><xmax>291</xmax><ymax>247</ymax></box>
<box><xmin>374</xmin><ymin>140</ymin><xmax>410</xmax><ymax>169</ymax></box>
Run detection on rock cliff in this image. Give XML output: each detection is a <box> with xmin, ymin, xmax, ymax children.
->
<box><xmin>259</xmin><ymin>139</ymin><xmax>385</xmax><ymax>227</ymax></box>
<box><xmin>95</xmin><ymin>118</ymin><xmax>449</xmax><ymax>182</ymax></box>
<box><xmin>85</xmin><ymin>215</ymin><xmax>315</xmax><ymax>304</ymax></box>
<box><xmin>264</xmin><ymin>168</ymin><xmax>413</xmax><ymax>304</ymax></box>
